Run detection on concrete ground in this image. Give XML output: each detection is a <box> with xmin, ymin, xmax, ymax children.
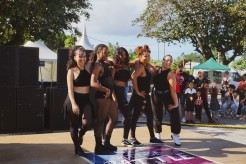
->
<box><xmin>0</xmin><ymin>122</ymin><xmax>246</xmax><ymax>164</ymax></box>
<box><xmin>1</xmin><ymin>93</ymin><xmax>245</xmax><ymax>164</ymax></box>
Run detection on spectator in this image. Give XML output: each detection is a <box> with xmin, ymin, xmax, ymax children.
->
<box><xmin>194</xmin><ymin>71</ymin><xmax>215</xmax><ymax>123</ymax></box>
<box><xmin>237</xmin><ymin>74</ymin><xmax>246</xmax><ymax>116</ymax></box>
<box><xmin>184</xmin><ymin>82</ymin><xmax>196</xmax><ymax>123</ymax></box>
<box><xmin>221</xmin><ymin>84</ymin><xmax>239</xmax><ymax>116</ymax></box>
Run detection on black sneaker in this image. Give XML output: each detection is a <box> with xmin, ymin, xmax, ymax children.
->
<box><xmin>150</xmin><ymin>137</ymin><xmax>164</xmax><ymax>144</ymax></box>
<box><xmin>121</xmin><ymin>139</ymin><xmax>134</xmax><ymax>147</ymax></box>
<box><xmin>208</xmin><ymin>119</ymin><xmax>216</xmax><ymax>123</ymax></box>
<box><xmin>130</xmin><ymin>138</ymin><xmax>142</xmax><ymax>146</ymax></box>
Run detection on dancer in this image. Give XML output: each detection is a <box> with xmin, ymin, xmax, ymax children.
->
<box><xmin>130</xmin><ymin>45</ymin><xmax>163</xmax><ymax>146</ymax></box>
<box><xmin>90</xmin><ymin>44</ymin><xmax>118</xmax><ymax>154</ymax></box>
<box><xmin>63</xmin><ymin>46</ymin><xmax>94</xmax><ymax>157</ymax></box>
<box><xmin>111</xmin><ymin>47</ymin><xmax>133</xmax><ymax>147</ymax></box>
<box><xmin>151</xmin><ymin>55</ymin><xmax>181</xmax><ymax>146</ymax></box>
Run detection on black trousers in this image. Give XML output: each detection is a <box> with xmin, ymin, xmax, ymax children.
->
<box><xmin>151</xmin><ymin>88</ymin><xmax>181</xmax><ymax>134</ymax></box>
<box><xmin>201</xmin><ymin>92</ymin><xmax>213</xmax><ymax>120</ymax></box>
<box><xmin>129</xmin><ymin>91</ymin><xmax>155</xmax><ymax>139</ymax></box>
<box><xmin>114</xmin><ymin>85</ymin><xmax>132</xmax><ymax>139</ymax></box>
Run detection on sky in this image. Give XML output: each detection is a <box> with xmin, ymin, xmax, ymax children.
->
<box><xmin>77</xmin><ymin>0</ymin><xmax>196</xmax><ymax>60</ymax></box>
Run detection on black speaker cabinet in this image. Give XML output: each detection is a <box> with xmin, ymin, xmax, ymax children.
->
<box><xmin>16</xmin><ymin>88</ymin><xmax>44</xmax><ymax>132</ymax></box>
<box><xmin>0</xmin><ymin>46</ymin><xmax>18</xmax><ymax>87</ymax></box>
<box><xmin>0</xmin><ymin>46</ymin><xmax>39</xmax><ymax>87</ymax></box>
<box><xmin>18</xmin><ymin>46</ymin><xmax>39</xmax><ymax>87</ymax></box>
<box><xmin>46</xmin><ymin>87</ymin><xmax>69</xmax><ymax>131</ymax></box>
<box><xmin>57</xmin><ymin>48</ymin><xmax>69</xmax><ymax>87</ymax></box>
<box><xmin>0</xmin><ymin>87</ymin><xmax>16</xmax><ymax>133</ymax></box>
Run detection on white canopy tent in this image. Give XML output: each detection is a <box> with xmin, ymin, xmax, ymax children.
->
<box><xmin>24</xmin><ymin>40</ymin><xmax>57</xmax><ymax>82</ymax></box>
<box><xmin>76</xmin><ymin>25</ymin><xmax>94</xmax><ymax>50</ymax></box>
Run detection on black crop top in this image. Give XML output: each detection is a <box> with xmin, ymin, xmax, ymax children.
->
<box><xmin>73</xmin><ymin>68</ymin><xmax>91</xmax><ymax>87</ymax></box>
<box><xmin>137</xmin><ymin>65</ymin><xmax>151</xmax><ymax>93</ymax></box>
<box><xmin>114</xmin><ymin>69</ymin><xmax>131</xmax><ymax>83</ymax></box>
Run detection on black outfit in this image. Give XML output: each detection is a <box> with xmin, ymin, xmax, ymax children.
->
<box><xmin>195</xmin><ymin>96</ymin><xmax>202</xmax><ymax>121</ymax></box>
<box><xmin>194</xmin><ymin>77</ymin><xmax>213</xmax><ymax>122</ymax></box>
<box><xmin>63</xmin><ymin>67</ymin><xmax>93</xmax><ymax>157</ymax></box>
<box><xmin>151</xmin><ymin>69</ymin><xmax>181</xmax><ymax>134</ymax></box>
<box><xmin>95</xmin><ymin>60</ymin><xmax>114</xmax><ymax>99</ymax></box>
<box><xmin>184</xmin><ymin>88</ymin><xmax>196</xmax><ymax>112</ymax></box>
<box><xmin>94</xmin><ymin>60</ymin><xmax>117</xmax><ymax>154</ymax></box>
<box><xmin>114</xmin><ymin>68</ymin><xmax>132</xmax><ymax>139</ymax></box>
<box><xmin>129</xmin><ymin>65</ymin><xmax>155</xmax><ymax>138</ymax></box>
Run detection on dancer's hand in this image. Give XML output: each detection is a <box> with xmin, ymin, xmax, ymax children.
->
<box><xmin>168</xmin><ymin>104</ymin><xmax>178</xmax><ymax>110</ymax></box>
<box><xmin>72</xmin><ymin>103</ymin><xmax>80</xmax><ymax>115</ymax></box>
<box><xmin>137</xmin><ymin>91</ymin><xmax>145</xmax><ymax>98</ymax></box>
<box><xmin>105</xmin><ymin>88</ymin><xmax>110</xmax><ymax>98</ymax></box>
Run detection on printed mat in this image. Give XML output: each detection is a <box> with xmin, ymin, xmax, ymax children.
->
<box><xmin>85</xmin><ymin>145</ymin><xmax>216</xmax><ymax>164</ymax></box>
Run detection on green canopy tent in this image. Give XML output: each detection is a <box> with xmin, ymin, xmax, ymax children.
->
<box><xmin>193</xmin><ymin>57</ymin><xmax>230</xmax><ymax>70</ymax></box>
<box><xmin>193</xmin><ymin>58</ymin><xmax>230</xmax><ymax>85</ymax></box>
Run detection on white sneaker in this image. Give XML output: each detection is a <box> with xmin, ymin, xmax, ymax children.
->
<box><xmin>181</xmin><ymin>117</ymin><xmax>186</xmax><ymax>123</ymax></box>
<box><xmin>155</xmin><ymin>133</ymin><xmax>161</xmax><ymax>140</ymax></box>
<box><xmin>171</xmin><ymin>134</ymin><xmax>181</xmax><ymax>146</ymax></box>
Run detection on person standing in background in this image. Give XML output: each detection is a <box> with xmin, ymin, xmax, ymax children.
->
<box><xmin>237</xmin><ymin>74</ymin><xmax>246</xmax><ymax>116</ymax></box>
<box><xmin>175</xmin><ymin>63</ymin><xmax>188</xmax><ymax>123</ymax></box>
<box><xmin>194</xmin><ymin>71</ymin><xmax>215</xmax><ymax>123</ymax></box>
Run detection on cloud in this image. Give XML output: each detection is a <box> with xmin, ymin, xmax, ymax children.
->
<box><xmin>78</xmin><ymin>0</ymin><xmax>147</xmax><ymax>37</ymax></box>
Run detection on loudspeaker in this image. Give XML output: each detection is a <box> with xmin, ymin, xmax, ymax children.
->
<box><xmin>46</xmin><ymin>87</ymin><xmax>69</xmax><ymax>131</ymax></box>
<box><xmin>0</xmin><ymin>46</ymin><xmax>39</xmax><ymax>87</ymax></box>
<box><xmin>57</xmin><ymin>48</ymin><xmax>69</xmax><ymax>87</ymax></box>
<box><xmin>16</xmin><ymin>88</ymin><xmax>44</xmax><ymax>132</ymax></box>
<box><xmin>0</xmin><ymin>87</ymin><xmax>16</xmax><ymax>133</ymax></box>
<box><xmin>18</xmin><ymin>46</ymin><xmax>39</xmax><ymax>87</ymax></box>
<box><xmin>0</xmin><ymin>46</ymin><xmax>18</xmax><ymax>87</ymax></box>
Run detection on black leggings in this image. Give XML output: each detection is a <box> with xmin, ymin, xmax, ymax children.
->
<box><xmin>151</xmin><ymin>89</ymin><xmax>181</xmax><ymax>134</ymax></box>
<box><xmin>129</xmin><ymin>91</ymin><xmax>155</xmax><ymax>139</ymax></box>
<box><xmin>114</xmin><ymin>85</ymin><xmax>132</xmax><ymax>139</ymax></box>
<box><xmin>64</xmin><ymin>93</ymin><xmax>94</xmax><ymax>146</ymax></box>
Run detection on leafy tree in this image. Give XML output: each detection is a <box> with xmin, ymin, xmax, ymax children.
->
<box><xmin>0</xmin><ymin>0</ymin><xmax>91</xmax><ymax>45</ymax></box>
<box><xmin>133</xmin><ymin>0</ymin><xmax>246</xmax><ymax>65</ymax></box>
<box><xmin>232</xmin><ymin>54</ymin><xmax>246</xmax><ymax>70</ymax></box>
<box><xmin>64</xmin><ymin>35</ymin><xmax>77</xmax><ymax>48</ymax></box>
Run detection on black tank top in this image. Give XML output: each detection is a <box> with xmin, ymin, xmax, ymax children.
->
<box><xmin>137</xmin><ymin>65</ymin><xmax>151</xmax><ymax>93</ymax></box>
<box><xmin>153</xmin><ymin>68</ymin><xmax>174</xmax><ymax>104</ymax></box>
<box><xmin>73</xmin><ymin>67</ymin><xmax>91</xmax><ymax>87</ymax></box>
<box><xmin>97</xmin><ymin>60</ymin><xmax>113</xmax><ymax>90</ymax></box>
<box><xmin>153</xmin><ymin>69</ymin><xmax>171</xmax><ymax>91</ymax></box>
<box><xmin>114</xmin><ymin>69</ymin><xmax>131</xmax><ymax>83</ymax></box>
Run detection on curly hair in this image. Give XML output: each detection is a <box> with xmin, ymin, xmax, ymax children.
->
<box><xmin>113</xmin><ymin>47</ymin><xmax>129</xmax><ymax>68</ymax></box>
<box><xmin>66</xmin><ymin>46</ymin><xmax>85</xmax><ymax>71</ymax></box>
<box><xmin>89</xmin><ymin>44</ymin><xmax>108</xmax><ymax>66</ymax></box>
<box><xmin>135</xmin><ymin>44</ymin><xmax>151</xmax><ymax>56</ymax></box>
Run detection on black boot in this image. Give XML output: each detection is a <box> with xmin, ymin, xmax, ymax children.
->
<box><xmin>104</xmin><ymin>134</ymin><xmax>117</xmax><ymax>151</ymax></box>
<box><xmin>94</xmin><ymin>137</ymin><xmax>110</xmax><ymax>155</ymax></box>
<box><xmin>75</xmin><ymin>145</ymin><xmax>86</xmax><ymax>157</ymax></box>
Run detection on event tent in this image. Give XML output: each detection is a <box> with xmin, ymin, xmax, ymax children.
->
<box><xmin>24</xmin><ymin>40</ymin><xmax>57</xmax><ymax>82</ymax></box>
<box><xmin>76</xmin><ymin>25</ymin><xmax>94</xmax><ymax>50</ymax></box>
<box><xmin>193</xmin><ymin>57</ymin><xmax>230</xmax><ymax>71</ymax></box>
<box><xmin>193</xmin><ymin>57</ymin><xmax>230</xmax><ymax>86</ymax></box>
